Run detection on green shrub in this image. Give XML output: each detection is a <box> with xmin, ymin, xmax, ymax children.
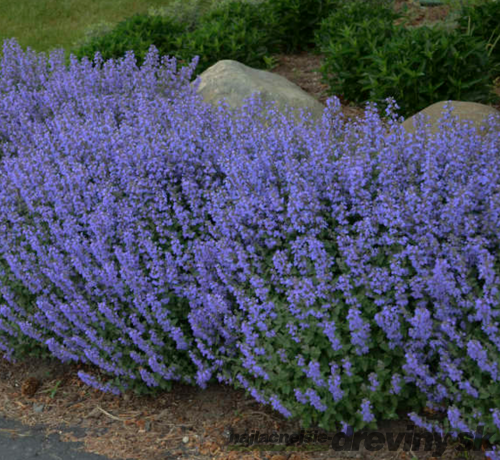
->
<box><xmin>172</xmin><ymin>0</ymin><xmax>285</xmax><ymax>77</ymax></box>
<box><xmin>68</xmin><ymin>13</ymin><xmax>190</xmax><ymax>69</ymax></box>
<box><xmin>328</xmin><ymin>0</ymin><xmax>402</xmax><ymax>26</ymax></box>
<box><xmin>361</xmin><ymin>27</ymin><xmax>499</xmax><ymax>118</ymax></box>
<box><xmin>316</xmin><ymin>12</ymin><xmax>499</xmax><ymax>119</ymax></box>
<box><xmin>148</xmin><ymin>0</ymin><xmax>272</xmax><ymax>31</ymax></box>
<box><xmin>314</xmin><ymin>15</ymin><xmax>399</xmax><ymax>105</ymax></box>
<box><xmin>455</xmin><ymin>0</ymin><xmax>500</xmax><ymax>77</ymax></box>
<box><xmin>263</xmin><ymin>0</ymin><xmax>341</xmax><ymax>54</ymax></box>
<box><xmin>313</xmin><ymin>0</ymin><xmax>404</xmax><ymax>56</ymax></box>
<box><xmin>70</xmin><ymin>1</ymin><xmax>285</xmax><ymax>79</ymax></box>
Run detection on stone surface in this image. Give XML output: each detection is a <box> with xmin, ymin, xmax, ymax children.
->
<box><xmin>400</xmin><ymin>100</ymin><xmax>500</xmax><ymax>139</ymax></box>
<box><xmin>190</xmin><ymin>59</ymin><xmax>326</xmax><ymax>130</ymax></box>
<box><xmin>190</xmin><ymin>59</ymin><xmax>500</xmax><ymax>141</ymax></box>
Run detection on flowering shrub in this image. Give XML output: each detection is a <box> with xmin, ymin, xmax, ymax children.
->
<box><xmin>1</xmin><ymin>38</ymin><xmax>500</xmax><ymax>447</ymax></box>
<box><xmin>0</xmin><ymin>38</ymin><xmax>226</xmax><ymax>393</ymax></box>
<box><xmin>189</xmin><ymin>93</ymin><xmax>500</xmax><ymax>439</ymax></box>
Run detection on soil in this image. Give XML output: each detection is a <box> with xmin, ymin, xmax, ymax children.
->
<box><xmin>0</xmin><ymin>2</ymin><xmax>499</xmax><ymax>460</ymax></box>
<box><xmin>0</xmin><ymin>354</ymin><xmax>491</xmax><ymax>460</ymax></box>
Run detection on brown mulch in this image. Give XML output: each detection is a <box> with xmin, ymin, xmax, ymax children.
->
<box><xmin>0</xmin><ymin>2</ymin><xmax>499</xmax><ymax>460</ymax></box>
<box><xmin>0</xmin><ymin>354</ymin><xmax>491</xmax><ymax>460</ymax></box>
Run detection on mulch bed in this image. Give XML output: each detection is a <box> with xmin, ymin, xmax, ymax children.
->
<box><xmin>0</xmin><ymin>353</ymin><xmax>491</xmax><ymax>460</ymax></box>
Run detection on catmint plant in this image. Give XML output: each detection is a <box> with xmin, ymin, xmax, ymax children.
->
<box><xmin>0</xmin><ymin>38</ymin><xmax>499</xmax><ymax>448</ymax></box>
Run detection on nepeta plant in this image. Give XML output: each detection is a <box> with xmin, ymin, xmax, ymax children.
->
<box><xmin>0</xmin><ymin>38</ymin><xmax>500</xmax><ymax>448</ymax></box>
<box><xmin>0</xmin><ymin>39</ymin><xmax>227</xmax><ymax>393</ymax></box>
<box><xmin>178</xmin><ymin>94</ymin><xmax>500</xmax><ymax>436</ymax></box>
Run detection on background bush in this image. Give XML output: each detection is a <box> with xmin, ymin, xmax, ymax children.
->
<box><xmin>455</xmin><ymin>0</ymin><xmax>500</xmax><ymax>78</ymax></box>
<box><xmin>147</xmin><ymin>0</ymin><xmax>269</xmax><ymax>30</ymax></box>
<box><xmin>314</xmin><ymin>1</ymin><xmax>499</xmax><ymax>119</ymax></box>
<box><xmin>68</xmin><ymin>13</ymin><xmax>190</xmax><ymax>71</ymax></box>
<box><xmin>67</xmin><ymin>0</ymin><xmax>500</xmax><ymax>117</ymax></box>
<box><xmin>262</xmin><ymin>0</ymin><xmax>340</xmax><ymax>54</ymax></box>
<box><xmin>70</xmin><ymin>20</ymin><xmax>116</xmax><ymax>51</ymax></box>
<box><xmin>147</xmin><ymin>0</ymin><xmax>210</xmax><ymax>30</ymax></box>
<box><xmin>171</xmin><ymin>0</ymin><xmax>286</xmax><ymax>77</ymax></box>
<box><xmin>69</xmin><ymin>0</ymin><xmax>287</xmax><ymax>79</ymax></box>
<box><xmin>313</xmin><ymin>2</ymin><xmax>403</xmax><ymax>107</ymax></box>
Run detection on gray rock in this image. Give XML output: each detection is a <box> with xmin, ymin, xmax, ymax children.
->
<box><xmin>32</xmin><ymin>403</ymin><xmax>45</xmax><ymax>414</ymax></box>
<box><xmin>190</xmin><ymin>59</ymin><xmax>326</xmax><ymax>130</ymax></box>
<box><xmin>400</xmin><ymin>100</ymin><xmax>500</xmax><ymax>139</ymax></box>
<box><xmin>190</xmin><ymin>59</ymin><xmax>500</xmax><ymax>142</ymax></box>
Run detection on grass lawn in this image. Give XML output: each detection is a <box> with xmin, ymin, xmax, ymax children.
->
<box><xmin>0</xmin><ymin>0</ymin><xmax>218</xmax><ymax>64</ymax></box>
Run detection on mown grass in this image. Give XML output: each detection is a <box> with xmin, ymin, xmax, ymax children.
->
<box><xmin>0</xmin><ymin>0</ymin><xmax>216</xmax><ymax>63</ymax></box>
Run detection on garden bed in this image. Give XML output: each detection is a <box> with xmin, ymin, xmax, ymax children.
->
<box><xmin>0</xmin><ymin>2</ymin><xmax>499</xmax><ymax>460</ymax></box>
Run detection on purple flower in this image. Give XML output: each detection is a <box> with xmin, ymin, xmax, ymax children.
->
<box><xmin>390</xmin><ymin>373</ymin><xmax>402</xmax><ymax>395</ymax></box>
<box><xmin>340</xmin><ymin>422</ymin><xmax>353</xmax><ymax>436</ymax></box>
<box><xmin>294</xmin><ymin>388</ymin><xmax>308</xmax><ymax>404</ymax></box>
<box><xmin>467</xmin><ymin>340</ymin><xmax>499</xmax><ymax>381</ymax></box>
<box><xmin>359</xmin><ymin>399</ymin><xmax>375</xmax><ymax>423</ymax></box>
<box><xmin>321</xmin><ymin>320</ymin><xmax>342</xmax><ymax>351</ymax></box>
<box><xmin>269</xmin><ymin>395</ymin><xmax>292</xmax><ymax>418</ymax></box>
<box><xmin>304</xmin><ymin>360</ymin><xmax>326</xmax><ymax>388</ymax></box>
<box><xmin>347</xmin><ymin>308</ymin><xmax>371</xmax><ymax>355</ymax></box>
<box><xmin>328</xmin><ymin>372</ymin><xmax>344</xmax><ymax>402</ymax></box>
<box><xmin>77</xmin><ymin>371</ymin><xmax>123</xmax><ymax>395</ymax></box>
<box><xmin>368</xmin><ymin>372</ymin><xmax>379</xmax><ymax>392</ymax></box>
<box><xmin>139</xmin><ymin>368</ymin><xmax>159</xmax><ymax>388</ymax></box>
<box><xmin>447</xmin><ymin>406</ymin><xmax>470</xmax><ymax>433</ymax></box>
<box><xmin>342</xmin><ymin>358</ymin><xmax>353</xmax><ymax>377</ymax></box>
<box><xmin>305</xmin><ymin>388</ymin><xmax>328</xmax><ymax>412</ymax></box>
<box><xmin>408</xmin><ymin>307</ymin><xmax>433</xmax><ymax>342</ymax></box>
<box><xmin>491</xmin><ymin>409</ymin><xmax>500</xmax><ymax>431</ymax></box>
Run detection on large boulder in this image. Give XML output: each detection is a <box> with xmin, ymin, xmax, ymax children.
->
<box><xmin>189</xmin><ymin>60</ymin><xmax>500</xmax><ymax>143</ymax></box>
<box><xmin>189</xmin><ymin>59</ymin><xmax>326</xmax><ymax>129</ymax></box>
<box><xmin>400</xmin><ymin>100</ymin><xmax>500</xmax><ymax>139</ymax></box>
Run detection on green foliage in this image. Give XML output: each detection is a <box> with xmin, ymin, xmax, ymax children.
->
<box><xmin>147</xmin><ymin>0</ymin><xmax>275</xmax><ymax>37</ymax></box>
<box><xmin>360</xmin><ymin>26</ymin><xmax>499</xmax><ymax>118</ymax></box>
<box><xmin>315</xmin><ymin>10</ymin><xmax>499</xmax><ymax>119</ymax></box>
<box><xmin>172</xmin><ymin>0</ymin><xmax>285</xmax><ymax>77</ymax></box>
<box><xmin>147</xmin><ymin>0</ymin><xmax>208</xmax><ymax>30</ymax></box>
<box><xmin>7</xmin><ymin>334</ymin><xmax>55</xmax><ymax>361</ymax></box>
<box><xmin>455</xmin><ymin>0</ymin><xmax>500</xmax><ymax>77</ymax></box>
<box><xmin>313</xmin><ymin>0</ymin><xmax>403</xmax><ymax>102</ymax></box>
<box><xmin>146</xmin><ymin>0</ymin><xmax>271</xmax><ymax>31</ymax></box>
<box><xmin>70</xmin><ymin>1</ymin><xmax>285</xmax><ymax>79</ymax></box>
<box><xmin>321</xmin><ymin>0</ymin><xmax>403</xmax><ymax>29</ymax></box>
<box><xmin>314</xmin><ymin>15</ymin><xmax>399</xmax><ymax>105</ymax></box>
<box><xmin>263</xmin><ymin>0</ymin><xmax>341</xmax><ymax>54</ymax></box>
<box><xmin>69</xmin><ymin>0</ymin><xmax>500</xmax><ymax>110</ymax></box>
<box><xmin>68</xmin><ymin>13</ymin><xmax>190</xmax><ymax>69</ymax></box>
